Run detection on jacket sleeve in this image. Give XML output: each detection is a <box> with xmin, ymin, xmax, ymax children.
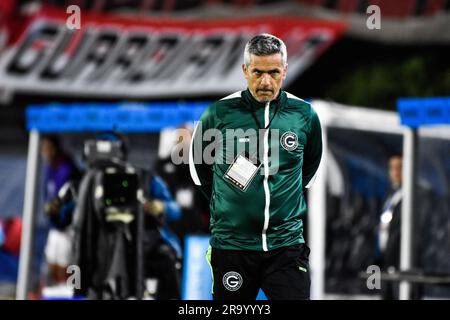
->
<box><xmin>49</xmin><ymin>201</ymin><xmax>75</xmax><ymax>229</ymax></box>
<box><xmin>189</xmin><ymin>104</ymin><xmax>217</xmax><ymax>201</ymax></box>
<box><xmin>302</xmin><ymin>107</ymin><xmax>323</xmax><ymax>189</ymax></box>
<box><xmin>150</xmin><ymin>175</ymin><xmax>182</xmax><ymax>222</ymax></box>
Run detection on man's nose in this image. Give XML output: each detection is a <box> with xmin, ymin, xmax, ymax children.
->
<box><xmin>260</xmin><ymin>73</ymin><xmax>271</xmax><ymax>86</ymax></box>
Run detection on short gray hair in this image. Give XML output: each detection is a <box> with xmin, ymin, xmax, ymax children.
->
<box><xmin>244</xmin><ymin>33</ymin><xmax>287</xmax><ymax>67</ymax></box>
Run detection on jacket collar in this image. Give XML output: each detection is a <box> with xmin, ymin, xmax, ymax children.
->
<box><xmin>242</xmin><ymin>88</ymin><xmax>286</xmax><ymax>110</ymax></box>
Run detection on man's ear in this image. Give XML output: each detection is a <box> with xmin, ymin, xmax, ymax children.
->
<box><xmin>282</xmin><ymin>63</ymin><xmax>288</xmax><ymax>80</ymax></box>
<box><xmin>242</xmin><ymin>64</ymin><xmax>248</xmax><ymax>80</ymax></box>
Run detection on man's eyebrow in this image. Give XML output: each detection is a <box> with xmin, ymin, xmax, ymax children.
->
<box><xmin>252</xmin><ymin>68</ymin><xmax>281</xmax><ymax>73</ymax></box>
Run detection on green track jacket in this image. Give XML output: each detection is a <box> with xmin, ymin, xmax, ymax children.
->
<box><xmin>189</xmin><ymin>89</ymin><xmax>322</xmax><ymax>251</ymax></box>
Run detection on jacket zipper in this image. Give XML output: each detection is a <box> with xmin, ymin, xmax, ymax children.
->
<box><xmin>262</xmin><ymin>101</ymin><xmax>270</xmax><ymax>251</ymax></box>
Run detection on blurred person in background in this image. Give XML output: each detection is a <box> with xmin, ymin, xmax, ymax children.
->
<box><xmin>377</xmin><ymin>154</ymin><xmax>403</xmax><ymax>299</ymax></box>
<box><xmin>190</xmin><ymin>34</ymin><xmax>322</xmax><ymax>300</ymax></box>
<box><xmin>0</xmin><ymin>217</ymin><xmax>22</xmax><ymax>256</ymax></box>
<box><xmin>377</xmin><ymin>154</ymin><xmax>427</xmax><ymax>300</ymax></box>
<box><xmin>0</xmin><ymin>217</ymin><xmax>22</xmax><ymax>294</ymax></box>
<box><xmin>40</xmin><ymin>135</ymin><xmax>81</xmax><ymax>288</ymax></box>
<box><xmin>141</xmin><ymin>173</ymin><xmax>184</xmax><ymax>299</ymax></box>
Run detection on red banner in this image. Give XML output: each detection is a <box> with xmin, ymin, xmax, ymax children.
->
<box><xmin>0</xmin><ymin>6</ymin><xmax>346</xmax><ymax>98</ymax></box>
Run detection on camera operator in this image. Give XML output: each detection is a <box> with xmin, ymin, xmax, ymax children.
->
<box><xmin>71</xmin><ymin>132</ymin><xmax>182</xmax><ymax>300</ymax></box>
<box><xmin>142</xmin><ymin>174</ymin><xmax>183</xmax><ymax>300</ymax></box>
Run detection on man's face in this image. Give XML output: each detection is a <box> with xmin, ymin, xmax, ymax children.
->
<box><xmin>389</xmin><ymin>156</ymin><xmax>402</xmax><ymax>188</ymax></box>
<box><xmin>41</xmin><ymin>139</ymin><xmax>56</xmax><ymax>164</ymax></box>
<box><xmin>176</xmin><ymin>126</ymin><xmax>193</xmax><ymax>149</ymax></box>
<box><xmin>242</xmin><ymin>53</ymin><xmax>287</xmax><ymax>103</ymax></box>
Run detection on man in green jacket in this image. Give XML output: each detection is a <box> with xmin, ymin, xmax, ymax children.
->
<box><xmin>189</xmin><ymin>33</ymin><xmax>322</xmax><ymax>299</ymax></box>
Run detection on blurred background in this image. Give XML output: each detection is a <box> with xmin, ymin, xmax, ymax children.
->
<box><xmin>0</xmin><ymin>0</ymin><xmax>449</xmax><ymax>300</ymax></box>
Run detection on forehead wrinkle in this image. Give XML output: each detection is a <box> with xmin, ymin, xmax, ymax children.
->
<box><xmin>249</xmin><ymin>63</ymin><xmax>283</xmax><ymax>72</ymax></box>
<box><xmin>248</xmin><ymin>54</ymin><xmax>284</xmax><ymax>67</ymax></box>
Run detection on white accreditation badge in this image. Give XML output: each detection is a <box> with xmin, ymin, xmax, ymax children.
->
<box><xmin>224</xmin><ymin>153</ymin><xmax>261</xmax><ymax>191</ymax></box>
